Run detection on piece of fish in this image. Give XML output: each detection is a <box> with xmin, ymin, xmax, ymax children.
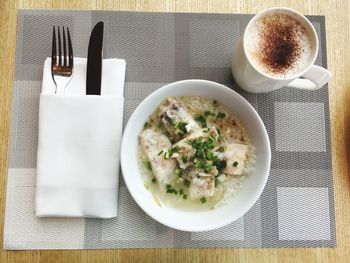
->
<box><xmin>139</xmin><ymin>128</ymin><xmax>177</xmax><ymax>186</ymax></box>
<box><xmin>159</xmin><ymin>98</ymin><xmax>200</xmax><ymax>141</ymax></box>
<box><xmin>222</xmin><ymin>143</ymin><xmax>248</xmax><ymax>175</ymax></box>
<box><xmin>172</xmin><ymin>127</ymin><xmax>219</xmax><ymax>169</ymax></box>
<box><xmin>188</xmin><ymin>175</ymin><xmax>215</xmax><ymax>199</ymax></box>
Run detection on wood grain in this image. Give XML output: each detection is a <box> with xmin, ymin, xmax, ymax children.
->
<box><xmin>0</xmin><ymin>0</ymin><xmax>349</xmax><ymax>262</ymax></box>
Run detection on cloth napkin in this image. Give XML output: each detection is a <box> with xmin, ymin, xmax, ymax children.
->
<box><xmin>35</xmin><ymin>57</ymin><xmax>125</xmax><ymax>218</ymax></box>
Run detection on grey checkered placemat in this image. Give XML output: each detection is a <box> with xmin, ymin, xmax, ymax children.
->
<box><xmin>3</xmin><ymin>10</ymin><xmax>335</xmax><ymax>250</ymax></box>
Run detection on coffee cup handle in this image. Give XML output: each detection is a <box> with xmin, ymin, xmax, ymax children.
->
<box><xmin>287</xmin><ymin>65</ymin><xmax>332</xmax><ymax>90</ymax></box>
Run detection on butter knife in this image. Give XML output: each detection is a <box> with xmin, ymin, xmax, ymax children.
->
<box><xmin>86</xmin><ymin>21</ymin><xmax>104</xmax><ymax>95</ymax></box>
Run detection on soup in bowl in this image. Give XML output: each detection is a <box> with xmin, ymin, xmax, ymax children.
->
<box><xmin>121</xmin><ymin>80</ymin><xmax>270</xmax><ymax>231</ymax></box>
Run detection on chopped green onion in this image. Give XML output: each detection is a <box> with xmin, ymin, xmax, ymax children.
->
<box><xmin>157</xmin><ymin>122</ymin><xmax>164</xmax><ymax>129</ymax></box>
<box><xmin>181</xmin><ymin>155</ymin><xmax>188</xmax><ymax>163</ymax></box>
<box><xmin>213</xmin><ymin>100</ymin><xmax>218</xmax><ymax>106</ymax></box>
<box><xmin>175</xmin><ymin>168</ymin><xmax>182</xmax><ymax>177</ymax></box>
<box><xmin>203</xmin><ymin>127</ymin><xmax>210</xmax><ymax>133</ymax></box>
<box><xmin>183</xmin><ymin>194</ymin><xmax>187</xmax><ymax>200</ymax></box>
<box><xmin>145</xmin><ymin>161</ymin><xmax>152</xmax><ymax>171</ymax></box>
<box><xmin>194</xmin><ymin>161</ymin><xmax>202</xmax><ymax>169</ymax></box>
<box><xmin>165</xmin><ymin>183</ymin><xmax>178</xmax><ymax>194</ymax></box>
<box><xmin>200</xmin><ymin>197</ymin><xmax>207</xmax><ymax>204</ymax></box>
<box><xmin>203</xmin><ymin>161</ymin><xmax>213</xmax><ymax>172</ymax></box>
<box><xmin>179</xmin><ymin>189</ymin><xmax>184</xmax><ymax>195</ymax></box>
<box><xmin>157</xmin><ymin>150</ymin><xmax>164</xmax><ymax>156</ymax></box>
<box><xmin>195</xmin><ymin>115</ymin><xmax>207</xmax><ymax>128</ymax></box>
<box><xmin>164</xmin><ymin>151</ymin><xmax>170</xmax><ymax>160</ymax></box>
<box><xmin>144</xmin><ymin>122</ymin><xmax>149</xmax><ymax>128</ymax></box>
<box><xmin>215</xmin><ymin>178</ymin><xmax>219</xmax><ymax>187</ymax></box>
<box><xmin>152</xmin><ymin>178</ymin><xmax>157</xmax><ymax>184</ymax></box>
<box><xmin>216</xmin><ymin>112</ymin><xmax>226</xmax><ymax>119</ymax></box>
<box><xmin>172</xmin><ymin>146</ymin><xmax>180</xmax><ymax>153</ymax></box>
<box><xmin>204</xmin><ymin>111</ymin><xmax>213</xmax><ymax>116</ymax></box>
<box><xmin>165</xmin><ymin>146</ymin><xmax>179</xmax><ymax>160</ymax></box>
<box><xmin>175</xmin><ymin>121</ymin><xmax>188</xmax><ymax>134</ymax></box>
<box><xmin>206</xmin><ymin>151</ymin><xmax>215</xmax><ymax>161</ymax></box>
<box><xmin>184</xmin><ymin>179</ymin><xmax>191</xmax><ymax>187</ymax></box>
<box><xmin>233</xmin><ymin>161</ymin><xmax>239</xmax><ymax>167</ymax></box>
<box><xmin>195</xmin><ymin>149</ymin><xmax>202</xmax><ymax>158</ymax></box>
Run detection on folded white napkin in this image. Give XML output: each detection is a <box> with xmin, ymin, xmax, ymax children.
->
<box><xmin>35</xmin><ymin>58</ymin><xmax>125</xmax><ymax>218</ymax></box>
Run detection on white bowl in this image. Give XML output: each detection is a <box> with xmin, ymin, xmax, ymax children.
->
<box><xmin>121</xmin><ymin>79</ymin><xmax>270</xmax><ymax>232</ymax></box>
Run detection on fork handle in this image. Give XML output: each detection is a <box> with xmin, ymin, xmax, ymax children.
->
<box><xmin>55</xmin><ymin>76</ymin><xmax>70</xmax><ymax>94</ymax></box>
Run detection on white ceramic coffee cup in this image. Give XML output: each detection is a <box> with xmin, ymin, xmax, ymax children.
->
<box><xmin>232</xmin><ymin>7</ymin><xmax>332</xmax><ymax>93</ymax></box>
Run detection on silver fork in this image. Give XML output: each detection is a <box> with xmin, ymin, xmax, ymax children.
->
<box><xmin>51</xmin><ymin>26</ymin><xmax>73</xmax><ymax>94</ymax></box>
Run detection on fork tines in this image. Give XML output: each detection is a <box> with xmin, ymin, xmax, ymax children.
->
<box><xmin>51</xmin><ymin>26</ymin><xmax>73</xmax><ymax>75</ymax></box>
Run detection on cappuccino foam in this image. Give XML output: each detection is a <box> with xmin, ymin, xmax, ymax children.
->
<box><xmin>245</xmin><ymin>12</ymin><xmax>314</xmax><ymax>79</ymax></box>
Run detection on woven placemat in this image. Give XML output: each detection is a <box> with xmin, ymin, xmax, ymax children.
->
<box><xmin>3</xmin><ymin>10</ymin><xmax>335</xmax><ymax>249</ymax></box>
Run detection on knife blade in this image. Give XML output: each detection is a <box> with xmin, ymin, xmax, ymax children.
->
<box><xmin>86</xmin><ymin>21</ymin><xmax>104</xmax><ymax>95</ymax></box>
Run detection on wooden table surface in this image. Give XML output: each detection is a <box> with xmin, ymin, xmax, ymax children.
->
<box><xmin>0</xmin><ymin>0</ymin><xmax>349</xmax><ymax>262</ymax></box>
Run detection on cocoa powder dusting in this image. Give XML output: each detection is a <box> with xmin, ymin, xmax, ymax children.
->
<box><xmin>257</xmin><ymin>13</ymin><xmax>306</xmax><ymax>76</ymax></box>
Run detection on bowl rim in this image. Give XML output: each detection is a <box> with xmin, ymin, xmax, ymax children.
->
<box><xmin>121</xmin><ymin>79</ymin><xmax>271</xmax><ymax>232</ymax></box>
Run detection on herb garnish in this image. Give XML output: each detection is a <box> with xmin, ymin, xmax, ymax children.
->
<box><xmin>157</xmin><ymin>122</ymin><xmax>164</xmax><ymax>129</ymax></box>
<box><xmin>145</xmin><ymin>161</ymin><xmax>152</xmax><ymax>171</ymax></box>
<box><xmin>200</xmin><ymin>197</ymin><xmax>207</xmax><ymax>204</ymax></box>
<box><xmin>215</xmin><ymin>178</ymin><xmax>219</xmax><ymax>187</ymax></box>
<box><xmin>166</xmin><ymin>146</ymin><xmax>179</xmax><ymax>159</ymax></box>
<box><xmin>233</xmin><ymin>161</ymin><xmax>239</xmax><ymax>167</ymax></box>
<box><xmin>166</xmin><ymin>184</ymin><xmax>174</xmax><ymax>193</ymax></box>
<box><xmin>216</xmin><ymin>112</ymin><xmax>226</xmax><ymax>119</ymax></box>
<box><xmin>195</xmin><ymin>115</ymin><xmax>207</xmax><ymax>128</ymax></box>
<box><xmin>188</xmin><ymin>136</ymin><xmax>218</xmax><ymax>172</ymax></box>
<box><xmin>157</xmin><ymin>150</ymin><xmax>164</xmax><ymax>156</ymax></box>
<box><xmin>164</xmin><ymin>151</ymin><xmax>170</xmax><ymax>160</ymax></box>
<box><xmin>183</xmin><ymin>194</ymin><xmax>188</xmax><ymax>200</ymax></box>
<box><xmin>152</xmin><ymin>178</ymin><xmax>157</xmax><ymax>184</ymax></box>
<box><xmin>144</xmin><ymin>122</ymin><xmax>149</xmax><ymax>128</ymax></box>
<box><xmin>175</xmin><ymin>168</ymin><xmax>182</xmax><ymax>177</ymax></box>
<box><xmin>184</xmin><ymin>179</ymin><xmax>191</xmax><ymax>187</ymax></box>
<box><xmin>204</xmin><ymin>111</ymin><xmax>214</xmax><ymax>117</ymax></box>
<box><xmin>166</xmin><ymin>184</ymin><xmax>178</xmax><ymax>195</ymax></box>
<box><xmin>172</xmin><ymin>145</ymin><xmax>180</xmax><ymax>152</ymax></box>
<box><xmin>175</xmin><ymin>121</ymin><xmax>188</xmax><ymax>135</ymax></box>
